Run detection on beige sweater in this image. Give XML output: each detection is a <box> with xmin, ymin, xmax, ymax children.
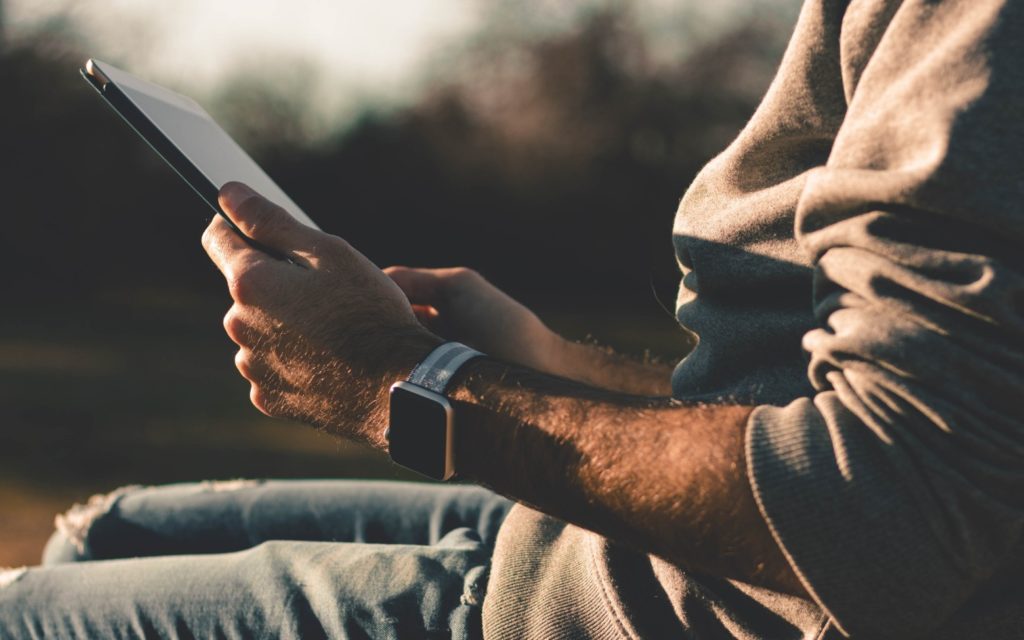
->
<box><xmin>483</xmin><ymin>0</ymin><xmax>1024</xmax><ymax>638</ymax></box>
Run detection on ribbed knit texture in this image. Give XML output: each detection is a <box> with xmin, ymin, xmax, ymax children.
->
<box><xmin>482</xmin><ymin>509</ymin><xmax>629</xmax><ymax>640</ymax></box>
<box><xmin>484</xmin><ymin>1</ymin><xmax>1024</xmax><ymax>638</ymax></box>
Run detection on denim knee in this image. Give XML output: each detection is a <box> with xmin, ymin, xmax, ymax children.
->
<box><xmin>42</xmin><ymin>480</ymin><xmax>267</xmax><ymax>565</ymax></box>
<box><xmin>42</xmin><ymin>485</ymin><xmax>142</xmax><ymax>565</ymax></box>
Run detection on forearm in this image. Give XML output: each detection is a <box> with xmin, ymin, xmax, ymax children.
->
<box><xmin>545</xmin><ymin>337</ymin><xmax>675</xmax><ymax>396</ymax></box>
<box><xmin>204</xmin><ymin>197</ymin><xmax>795</xmax><ymax>594</ymax></box>
<box><xmin>383</xmin><ymin>265</ymin><xmax>675</xmax><ymax>396</ymax></box>
<box><xmin>446</xmin><ymin>357</ymin><xmax>804</xmax><ymax>595</ymax></box>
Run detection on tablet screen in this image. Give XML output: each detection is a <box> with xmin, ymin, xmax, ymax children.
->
<box><xmin>85</xmin><ymin>59</ymin><xmax>319</xmax><ymax>231</ymax></box>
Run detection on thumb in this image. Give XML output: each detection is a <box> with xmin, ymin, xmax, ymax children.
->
<box><xmin>218</xmin><ymin>182</ymin><xmax>309</xmax><ymax>251</ymax></box>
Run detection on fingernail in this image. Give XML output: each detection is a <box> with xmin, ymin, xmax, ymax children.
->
<box><xmin>221</xmin><ymin>182</ymin><xmax>256</xmax><ymax>211</ymax></box>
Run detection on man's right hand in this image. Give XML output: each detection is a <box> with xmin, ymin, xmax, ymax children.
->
<box><xmin>384</xmin><ymin>266</ymin><xmax>673</xmax><ymax>396</ymax></box>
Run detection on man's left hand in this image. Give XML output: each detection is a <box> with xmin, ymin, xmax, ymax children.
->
<box><xmin>201</xmin><ymin>182</ymin><xmax>440</xmax><ymax>447</ymax></box>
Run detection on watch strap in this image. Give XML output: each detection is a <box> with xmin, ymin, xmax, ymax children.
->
<box><xmin>407</xmin><ymin>342</ymin><xmax>485</xmax><ymax>392</ymax></box>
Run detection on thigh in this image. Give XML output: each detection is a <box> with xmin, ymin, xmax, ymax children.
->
<box><xmin>45</xmin><ymin>480</ymin><xmax>513</xmax><ymax>564</ymax></box>
<box><xmin>5</xmin><ymin>531</ymin><xmax>490</xmax><ymax>640</ymax></box>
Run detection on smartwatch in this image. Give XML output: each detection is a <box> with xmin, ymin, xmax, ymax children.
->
<box><xmin>387</xmin><ymin>342</ymin><xmax>484</xmax><ymax>480</ymax></box>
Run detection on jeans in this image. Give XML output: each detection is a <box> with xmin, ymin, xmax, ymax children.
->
<box><xmin>0</xmin><ymin>480</ymin><xmax>514</xmax><ymax>639</ymax></box>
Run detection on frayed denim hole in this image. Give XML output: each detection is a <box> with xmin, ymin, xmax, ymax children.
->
<box><xmin>54</xmin><ymin>485</ymin><xmax>142</xmax><ymax>554</ymax></box>
<box><xmin>0</xmin><ymin>567</ymin><xmax>27</xmax><ymax>589</ymax></box>
<box><xmin>460</xmin><ymin>564</ymin><xmax>488</xmax><ymax>607</ymax></box>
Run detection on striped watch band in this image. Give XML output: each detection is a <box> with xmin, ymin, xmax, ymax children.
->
<box><xmin>407</xmin><ymin>342</ymin><xmax>485</xmax><ymax>393</ymax></box>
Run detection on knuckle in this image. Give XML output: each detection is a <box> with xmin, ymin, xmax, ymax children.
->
<box><xmin>245</xmin><ymin>200</ymin><xmax>288</xmax><ymax>238</ymax></box>
<box><xmin>222</xmin><ymin>307</ymin><xmax>243</xmax><ymax>334</ymax></box>
<box><xmin>201</xmin><ymin>224</ymin><xmax>214</xmax><ymax>250</ymax></box>
<box><xmin>249</xmin><ymin>386</ymin><xmax>276</xmax><ymax>417</ymax></box>
<box><xmin>225</xmin><ymin>266</ymin><xmax>259</xmax><ymax>303</ymax></box>
<box><xmin>234</xmin><ymin>349</ymin><xmax>252</xmax><ymax>377</ymax></box>
<box><xmin>321</xmin><ymin>233</ymin><xmax>350</xmax><ymax>256</ymax></box>
<box><xmin>443</xmin><ymin>267</ymin><xmax>482</xmax><ymax>296</ymax></box>
<box><xmin>226</xmin><ymin>274</ymin><xmax>247</xmax><ymax>302</ymax></box>
<box><xmin>450</xmin><ymin>267</ymin><xmax>480</xmax><ymax>282</ymax></box>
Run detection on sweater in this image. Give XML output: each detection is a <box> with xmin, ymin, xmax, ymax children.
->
<box><xmin>483</xmin><ymin>0</ymin><xmax>1024</xmax><ymax>638</ymax></box>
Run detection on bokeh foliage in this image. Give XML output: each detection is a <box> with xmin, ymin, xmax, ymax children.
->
<box><xmin>0</xmin><ymin>4</ymin><xmax>795</xmax><ymax>314</ymax></box>
<box><xmin>0</xmin><ymin>2</ymin><xmax>799</xmax><ymax>566</ymax></box>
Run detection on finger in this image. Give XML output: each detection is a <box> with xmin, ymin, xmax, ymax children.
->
<box><xmin>219</xmin><ymin>182</ymin><xmax>312</xmax><ymax>252</ymax></box>
<box><xmin>202</xmin><ymin>214</ymin><xmax>262</xmax><ymax>277</ymax></box>
<box><xmin>223</xmin><ymin>306</ymin><xmax>262</xmax><ymax>347</ymax></box>
<box><xmin>384</xmin><ymin>266</ymin><xmax>452</xmax><ymax>305</ymax></box>
<box><xmin>411</xmin><ymin>304</ymin><xmax>439</xmax><ymax>322</ymax></box>
<box><xmin>235</xmin><ymin>350</ymin><xmax>288</xmax><ymax>418</ymax></box>
<box><xmin>248</xmin><ymin>368</ymin><xmax>299</xmax><ymax>417</ymax></box>
<box><xmin>410</xmin><ymin>304</ymin><xmax>446</xmax><ymax>334</ymax></box>
<box><xmin>234</xmin><ymin>348</ymin><xmax>270</xmax><ymax>383</ymax></box>
<box><xmin>249</xmin><ymin>384</ymin><xmax>278</xmax><ymax>417</ymax></box>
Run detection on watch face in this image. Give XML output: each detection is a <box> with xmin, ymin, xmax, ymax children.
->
<box><xmin>389</xmin><ymin>384</ymin><xmax>452</xmax><ymax>480</ymax></box>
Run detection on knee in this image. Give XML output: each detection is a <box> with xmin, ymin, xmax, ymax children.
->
<box><xmin>41</xmin><ymin>528</ymin><xmax>81</xmax><ymax>565</ymax></box>
<box><xmin>42</xmin><ymin>485</ymin><xmax>141</xmax><ymax>566</ymax></box>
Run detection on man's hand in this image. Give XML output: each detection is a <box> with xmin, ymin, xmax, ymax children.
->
<box><xmin>383</xmin><ymin>266</ymin><xmax>562</xmax><ymax>372</ymax></box>
<box><xmin>385</xmin><ymin>266</ymin><xmax>674</xmax><ymax>396</ymax></box>
<box><xmin>198</xmin><ymin>184</ymin><xmax>801</xmax><ymax>596</ymax></box>
<box><xmin>201</xmin><ymin>182</ymin><xmax>440</xmax><ymax>446</ymax></box>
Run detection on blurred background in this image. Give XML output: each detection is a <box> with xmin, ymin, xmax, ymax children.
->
<box><xmin>0</xmin><ymin>0</ymin><xmax>800</xmax><ymax>567</ymax></box>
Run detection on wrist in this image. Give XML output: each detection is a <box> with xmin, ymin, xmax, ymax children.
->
<box><xmin>386</xmin><ymin>340</ymin><xmax>486</xmax><ymax>480</ymax></box>
<box><xmin>385</xmin><ymin>327</ymin><xmax>447</xmax><ymax>381</ymax></box>
<box><xmin>342</xmin><ymin>326</ymin><xmax>443</xmax><ymax>449</ymax></box>
<box><xmin>532</xmin><ymin>328</ymin><xmax>576</xmax><ymax>377</ymax></box>
<box><xmin>541</xmin><ymin>334</ymin><xmax>601</xmax><ymax>383</ymax></box>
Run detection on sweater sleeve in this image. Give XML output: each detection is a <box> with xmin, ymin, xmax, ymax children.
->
<box><xmin>746</xmin><ymin>0</ymin><xmax>1024</xmax><ymax>637</ymax></box>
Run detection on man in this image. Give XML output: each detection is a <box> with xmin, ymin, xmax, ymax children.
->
<box><xmin>2</xmin><ymin>0</ymin><xmax>1021</xmax><ymax>637</ymax></box>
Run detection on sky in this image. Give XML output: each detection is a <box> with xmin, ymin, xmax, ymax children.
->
<box><xmin>8</xmin><ymin>0</ymin><xmax>481</xmax><ymax>113</ymax></box>
<box><xmin>6</xmin><ymin>0</ymin><xmax>799</xmax><ymax>128</ymax></box>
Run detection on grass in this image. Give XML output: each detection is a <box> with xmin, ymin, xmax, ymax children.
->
<box><xmin>0</xmin><ymin>289</ymin><xmax>691</xmax><ymax>568</ymax></box>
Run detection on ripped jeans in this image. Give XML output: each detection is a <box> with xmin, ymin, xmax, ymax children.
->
<box><xmin>0</xmin><ymin>480</ymin><xmax>514</xmax><ymax>639</ymax></box>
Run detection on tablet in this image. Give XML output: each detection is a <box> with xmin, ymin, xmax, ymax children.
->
<box><xmin>80</xmin><ymin>58</ymin><xmax>320</xmax><ymax>252</ymax></box>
